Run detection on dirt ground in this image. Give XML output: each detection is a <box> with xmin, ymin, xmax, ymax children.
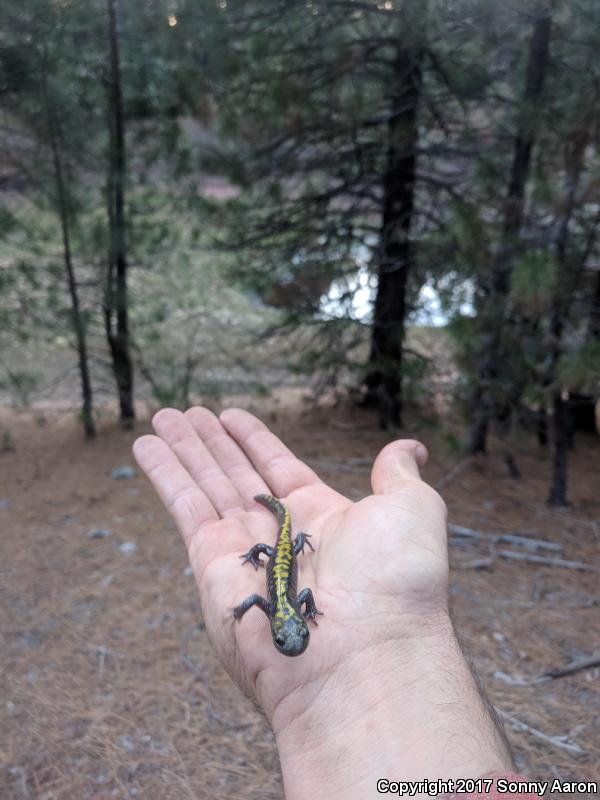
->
<box><xmin>1</xmin><ymin>396</ymin><xmax>599</xmax><ymax>799</ymax></box>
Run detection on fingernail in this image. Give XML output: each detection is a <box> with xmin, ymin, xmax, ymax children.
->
<box><xmin>415</xmin><ymin>444</ymin><xmax>427</xmax><ymax>465</ymax></box>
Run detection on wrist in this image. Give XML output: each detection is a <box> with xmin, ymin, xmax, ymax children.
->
<box><xmin>273</xmin><ymin>613</ymin><xmax>512</xmax><ymax>800</ymax></box>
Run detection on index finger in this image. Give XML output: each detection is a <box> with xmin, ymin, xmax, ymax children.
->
<box><xmin>132</xmin><ymin>434</ymin><xmax>219</xmax><ymax>546</ymax></box>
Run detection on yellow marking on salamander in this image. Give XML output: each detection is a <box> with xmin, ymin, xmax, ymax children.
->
<box><xmin>272</xmin><ymin>507</ymin><xmax>295</xmax><ymax>615</ymax></box>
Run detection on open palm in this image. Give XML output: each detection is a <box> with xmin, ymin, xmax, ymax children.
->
<box><xmin>133</xmin><ymin>407</ymin><xmax>449</xmax><ymax>726</ymax></box>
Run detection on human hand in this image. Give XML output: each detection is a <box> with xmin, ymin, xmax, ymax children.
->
<box><xmin>133</xmin><ymin>407</ymin><xmax>512</xmax><ymax>798</ymax></box>
<box><xmin>133</xmin><ymin>406</ymin><xmax>445</xmax><ymax>705</ymax></box>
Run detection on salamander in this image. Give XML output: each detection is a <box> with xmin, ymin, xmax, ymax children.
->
<box><xmin>233</xmin><ymin>494</ymin><xmax>322</xmax><ymax>656</ymax></box>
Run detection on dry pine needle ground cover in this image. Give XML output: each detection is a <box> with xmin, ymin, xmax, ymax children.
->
<box><xmin>1</xmin><ymin>398</ymin><xmax>599</xmax><ymax>799</ymax></box>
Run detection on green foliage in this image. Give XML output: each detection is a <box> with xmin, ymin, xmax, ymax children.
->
<box><xmin>401</xmin><ymin>351</ymin><xmax>431</xmax><ymax>406</ymax></box>
<box><xmin>448</xmin><ymin>204</ymin><xmax>492</xmax><ymax>275</ymax></box>
<box><xmin>510</xmin><ymin>251</ymin><xmax>557</xmax><ymax>315</ymax></box>
<box><xmin>130</xmin><ymin>214</ymin><xmax>281</xmax><ymax>407</ymax></box>
<box><xmin>0</xmin><ymin>0</ymin><xmax>599</xmax><ymax>478</ymax></box>
<box><xmin>557</xmin><ymin>340</ymin><xmax>600</xmax><ymax>393</ymax></box>
<box><xmin>0</xmin><ymin>363</ymin><xmax>39</xmax><ymax>408</ymax></box>
<box><xmin>447</xmin><ymin>314</ymin><xmax>480</xmax><ymax>368</ymax></box>
<box><xmin>440</xmin><ymin>428</ymin><xmax>465</xmax><ymax>457</ymax></box>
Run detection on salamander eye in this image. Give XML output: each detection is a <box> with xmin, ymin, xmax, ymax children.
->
<box><xmin>275</xmin><ymin>635</ymin><xmax>286</xmax><ymax>646</ymax></box>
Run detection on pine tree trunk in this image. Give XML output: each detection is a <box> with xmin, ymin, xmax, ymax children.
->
<box><xmin>468</xmin><ymin>6</ymin><xmax>551</xmax><ymax>454</ymax></box>
<box><xmin>545</xmin><ymin>129</ymin><xmax>590</xmax><ymax>505</ymax></box>
<box><xmin>366</xmin><ymin>47</ymin><xmax>422</xmax><ymax>429</ymax></box>
<box><xmin>43</xmin><ymin>73</ymin><xmax>96</xmax><ymax>439</ymax></box>
<box><xmin>105</xmin><ymin>0</ymin><xmax>135</xmax><ymax>427</ymax></box>
<box><xmin>547</xmin><ymin>390</ymin><xmax>569</xmax><ymax>505</ymax></box>
<box><xmin>588</xmin><ymin>268</ymin><xmax>600</xmax><ymax>341</ymax></box>
<box><xmin>546</xmin><ymin>295</ymin><xmax>568</xmax><ymax>505</ymax></box>
<box><xmin>55</xmin><ymin>162</ymin><xmax>96</xmax><ymax>439</ymax></box>
<box><xmin>536</xmin><ymin>407</ymin><xmax>548</xmax><ymax>446</ymax></box>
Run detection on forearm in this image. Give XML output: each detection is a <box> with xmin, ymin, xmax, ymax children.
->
<box><xmin>273</xmin><ymin>613</ymin><xmax>512</xmax><ymax>800</ymax></box>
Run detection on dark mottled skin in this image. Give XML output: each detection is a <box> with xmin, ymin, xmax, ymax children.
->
<box><xmin>233</xmin><ymin>494</ymin><xmax>322</xmax><ymax>656</ymax></box>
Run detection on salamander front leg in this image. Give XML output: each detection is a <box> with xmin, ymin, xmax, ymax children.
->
<box><xmin>293</xmin><ymin>532</ymin><xmax>315</xmax><ymax>556</ymax></box>
<box><xmin>296</xmin><ymin>587</ymin><xmax>323</xmax><ymax>625</ymax></box>
<box><xmin>233</xmin><ymin>594</ymin><xmax>272</xmax><ymax>621</ymax></box>
<box><xmin>239</xmin><ymin>543</ymin><xmax>274</xmax><ymax>570</ymax></box>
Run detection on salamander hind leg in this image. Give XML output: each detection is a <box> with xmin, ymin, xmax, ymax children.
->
<box><xmin>296</xmin><ymin>587</ymin><xmax>323</xmax><ymax>624</ymax></box>
<box><xmin>292</xmin><ymin>532</ymin><xmax>315</xmax><ymax>556</ymax></box>
<box><xmin>239</xmin><ymin>543</ymin><xmax>274</xmax><ymax>570</ymax></box>
<box><xmin>233</xmin><ymin>594</ymin><xmax>272</xmax><ymax>621</ymax></box>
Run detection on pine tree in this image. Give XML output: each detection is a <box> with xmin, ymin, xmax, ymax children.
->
<box><xmin>365</xmin><ymin>14</ymin><xmax>425</xmax><ymax>428</ymax></box>
<box><xmin>203</xmin><ymin>0</ymin><xmax>468</xmax><ymax>428</ymax></box>
<box><xmin>104</xmin><ymin>0</ymin><xmax>134</xmax><ymax>427</ymax></box>
<box><xmin>0</xmin><ymin>1</ymin><xmax>96</xmax><ymax>436</ymax></box>
<box><xmin>468</xmin><ymin>3</ymin><xmax>552</xmax><ymax>454</ymax></box>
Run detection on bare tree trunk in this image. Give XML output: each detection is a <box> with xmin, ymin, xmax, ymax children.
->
<box><xmin>588</xmin><ymin>268</ymin><xmax>600</xmax><ymax>341</ymax></box>
<box><xmin>468</xmin><ymin>5</ymin><xmax>551</xmax><ymax>454</ymax></box>
<box><xmin>366</xmin><ymin>46</ymin><xmax>422</xmax><ymax>429</ymax></box>
<box><xmin>546</xmin><ymin>129</ymin><xmax>589</xmax><ymax>506</ymax></box>
<box><xmin>105</xmin><ymin>0</ymin><xmax>134</xmax><ymax>427</ymax></box>
<box><xmin>42</xmin><ymin>72</ymin><xmax>96</xmax><ymax>439</ymax></box>
<box><xmin>547</xmin><ymin>390</ymin><xmax>569</xmax><ymax>504</ymax></box>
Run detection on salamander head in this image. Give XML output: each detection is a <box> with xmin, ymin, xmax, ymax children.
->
<box><xmin>271</xmin><ymin>614</ymin><xmax>310</xmax><ymax>656</ymax></box>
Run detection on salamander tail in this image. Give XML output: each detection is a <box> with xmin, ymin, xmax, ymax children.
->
<box><xmin>254</xmin><ymin>493</ymin><xmax>287</xmax><ymax>525</ymax></box>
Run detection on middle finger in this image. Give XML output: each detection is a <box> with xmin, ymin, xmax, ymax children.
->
<box><xmin>185</xmin><ymin>406</ymin><xmax>270</xmax><ymax>502</ymax></box>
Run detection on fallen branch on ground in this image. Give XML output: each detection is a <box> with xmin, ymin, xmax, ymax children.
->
<box><xmin>458</xmin><ymin>548</ymin><xmax>593</xmax><ymax>571</ymax></box>
<box><xmin>447</xmin><ymin>523</ymin><xmax>483</xmax><ymax>538</ymax></box>
<box><xmin>495</xmin><ymin>708</ymin><xmax>586</xmax><ymax>755</ymax></box>
<box><xmin>542</xmin><ymin>653</ymin><xmax>600</xmax><ymax>680</ymax></box>
<box><xmin>449</xmin><ymin>524</ymin><xmax>591</xmax><ymax>570</ymax></box>
<box><xmin>448</xmin><ymin>523</ymin><xmax>563</xmax><ymax>552</ymax></box>
<box><xmin>456</xmin><ymin>557</ymin><xmax>496</xmax><ymax>570</ymax></box>
<box><xmin>495</xmin><ymin>653</ymin><xmax>600</xmax><ymax>686</ymax></box>
<box><xmin>435</xmin><ymin>458</ymin><xmax>473</xmax><ymax>490</ymax></box>
<box><xmin>495</xmin><ymin>533</ymin><xmax>562</xmax><ymax>552</ymax></box>
<box><xmin>495</xmin><ymin>549</ymin><xmax>593</xmax><ymax>571</ymax></box>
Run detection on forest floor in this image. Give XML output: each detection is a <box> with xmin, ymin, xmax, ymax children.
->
<box><xmin>1</xmin><ymin>394</ymin><xmax>599</xmax><ymax>799</ymax></box>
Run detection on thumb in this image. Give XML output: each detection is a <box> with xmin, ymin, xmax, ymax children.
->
<box><xmin>371</xmin><ymin>439</ymin><xmax>428</xmax><ymax>495</ymax></box>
